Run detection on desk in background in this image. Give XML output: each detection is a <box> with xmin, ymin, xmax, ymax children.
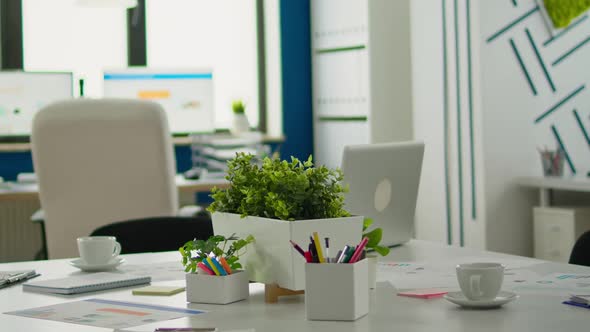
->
<box><xmin>0</xmin><ymin>176</ymin><xmax>229</xmax><ymax>263</ymax></box>
<box><xmin>517</xmin><ymin>176</ymin><xmax>590</xmax><ymax>263</ymax></box>
<box><xmin>0</xmin><ymin>240</ymin><xmax>589</xmax><ymax>331</ymax></box>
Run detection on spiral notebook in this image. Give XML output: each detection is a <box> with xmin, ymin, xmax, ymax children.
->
<box><xmin>23</xmin><ymin>272</ymin><xmax>151</xmax><ymax>295</ymax></box>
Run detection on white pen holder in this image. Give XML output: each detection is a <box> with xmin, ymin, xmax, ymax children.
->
<box><xmin>185</xmin><ymin>270</ymin><xmax>249</xmax><ymax>305</ymax></box>
<box><xmin>304</xmin><ymin>259</ymin><xmax>369</xmax><ymax>321</ymax></box>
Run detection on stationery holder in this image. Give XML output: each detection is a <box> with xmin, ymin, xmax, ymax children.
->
<box><xmin>185</xmin><ymin>270</ymin><xmax>249</xmax><ymax>305</ymax></box>
<box><xmin>304</xmin><ymin>259</ymin><xmax>369</xmax><ymax>321</ymax></box>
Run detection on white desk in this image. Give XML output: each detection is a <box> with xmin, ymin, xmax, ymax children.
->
<box><xmin>0</xmin><ymin>176</ymin><xmax>229</xmax><ymax>262</ymax></box>
<box><xmin>0</xmin><ymin>175</ymin><xmax>229</xmax><ymax>202</ymax></box>
<box><xmin>516</xmin><ymin>176</ymin><xmax>590</xmax><ymax>206</ymax></box>
<box><xmin>1</xmin><ymin>240</ymin><xmax>589</xmax><ymax>331</ymax></box>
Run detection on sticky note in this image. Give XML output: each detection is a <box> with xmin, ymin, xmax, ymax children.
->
<box><xmin>132</xmin><ymin>286</ymin><xmax>186</xmax><ymax>296</ymax></box>
<box><xmin>397</xmin><ymin>289</ymin><xmax>448</xmax><ymax>299</ymax></box>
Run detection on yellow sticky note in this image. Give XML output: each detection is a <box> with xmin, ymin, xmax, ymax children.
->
<box><xmin>132</xmin><ymin>286</ymin><xmax>185</xmax><ymax>296</ymax></box>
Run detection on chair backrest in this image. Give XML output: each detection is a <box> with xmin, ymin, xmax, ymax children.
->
<box><xmin>91</xmin><ymin>215</ymin><xmax>213</xmax><ymax>254</ymax></box>
<box><xmin>569</xmin><ymin>230</ymin><xmax>590</xmax><ymax>267</ymax></box>
<box><xmin>31</xmin><ymin>99</ymin><xmax>178</xmax><ymax>259</ymax></box>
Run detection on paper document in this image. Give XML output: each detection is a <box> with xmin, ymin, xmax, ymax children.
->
<box><xmin>5</xmin><ymin>298</ymin><xmax>205</xmax><ymax>329</ymax></box>
<box><xmin>513</xmin><ymin>273</ymin><xmax>590</xmax><ymax>296</ymax></box>
<box><xmin>119</xmin><ymin>261</ymin><xmax>186</xmax><ymax>282</ymax></box>
<box><xmin>378</xmin><ymin>261</ymin><xmax>541</xmax><ymax>291</ymax></box>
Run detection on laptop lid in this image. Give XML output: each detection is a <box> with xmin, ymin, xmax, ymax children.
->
<box><xmin>341</xmin><ymin>141</ymin><xmax>424</xmax><ymax>247</ymax></box>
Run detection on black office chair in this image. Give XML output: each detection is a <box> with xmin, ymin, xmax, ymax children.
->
<box><xmin>90</xmin><ymin>214</ymin><xmax>214</xmax><ymax>254</ymax></box>
<box><xmin>569</xmin><ymin>230</ymin><xmax>590</xmax><ymax>267</ymax></box>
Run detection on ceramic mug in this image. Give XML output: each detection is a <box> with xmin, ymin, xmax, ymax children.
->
<box><xmin>456</xmin><ymin>262</ymin><xmax>504</xmax><ymax>301</ymax></box>
<box><xmin>77</xmin><ymin>236</ymin><xmax>121</xmax><ymax>265</ymax></box>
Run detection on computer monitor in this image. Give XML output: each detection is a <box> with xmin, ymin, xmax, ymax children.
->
<box><xmin>102</xmin><ymin>68</ymin><xmax>215</xmax><ymax>135</ymax></box>
<box><xmin>0</xmin><ymin>71</ymin><xmax>73</xmax><ymax>141</ymax></box>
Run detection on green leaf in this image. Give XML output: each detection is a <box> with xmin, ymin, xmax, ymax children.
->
<box><xmin>363</xmin><ymin>218</ymin><xmax>374</xmax><ymax>231</ymax></box>
<box><xmin>374</xmin><ymin>245</ymin><xmax>390</xmax><ymax>257</ymax></box>
<box><xmin>364</xmin><ymin>228</ymin><xmax>382</xmax><ymax>248</ymax></box>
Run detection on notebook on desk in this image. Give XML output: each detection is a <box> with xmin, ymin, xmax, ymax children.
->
<box><xmin>23</xmin><ymin>272</ymin><xmax>150</xmax><ymax>295</ymax></box>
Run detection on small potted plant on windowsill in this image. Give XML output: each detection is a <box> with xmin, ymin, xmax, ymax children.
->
<box><xmin>362</xmin><ymin>218</ymin><xmax>390</xmax><ymax>289</ymax></box>
<box><xmin>230</xmin><ymin>99</ymin><xmax>250</xmax><ymax>136</ymax></box>
<box><xmin>180</xmin><ymin>233</ymin><xmax>255</xmax><ymax>304</ymax></box>
<box><xmin>208</xmin><ymin>153</ymin><xmax>364</xmax><ymax>292</ymax></box>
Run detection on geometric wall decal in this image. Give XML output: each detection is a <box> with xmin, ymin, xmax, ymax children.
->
<box><xmin>535</xmin><ymin>85</ymin><xmax>586</xmax><ymax>123</ymax></box>
<box><xmin>487</xmin><ymin>0</ymin><xmax>590</xmax><ymax>177</ymax></box>
<box><xmin>543</xmin><ymin>14</ymin><xmax>588</xmax><ymax>46</ymax></box>
<box><xmin>552</xmin><ymin>34</ymin><xmax>590</xmax><ymax>65</ymax></box>
<box><xmin>551</xmin><ymin>124</ymin><xmax>576</xmax><ymax>173</ymax></box>
<box><xmin>572</xmin><ymin>109</ymin><xmax>590</xmax><ymax>146</ymax></box>
<box><xmin>510</xmin><ymin>38</ymin><xmax>538</xmax><ymax>95</ymax></box>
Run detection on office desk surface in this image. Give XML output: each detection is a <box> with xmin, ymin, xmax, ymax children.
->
<box><xmin>1</xmin><ymin>240</ymin><xmax>589</xmax><ymax>332</ymax></box>
<box><xmin>0</xmin><ymin>175</ymin><xmax>229</xmax><ymax>201</ymax></box>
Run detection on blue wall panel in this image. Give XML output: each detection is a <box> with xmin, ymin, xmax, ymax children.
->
<box><xmin>0</xmin><ymin>152</ymin><xmax>34</xmax><ymax>181</ymax></box>
<box><xmin>279</xmin><ymin>0</ymin><xmax>314</xmax><ymax>161</ymax></box>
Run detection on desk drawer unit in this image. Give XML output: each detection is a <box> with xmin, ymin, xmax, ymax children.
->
<box><xmin>0</xmin><ymin>199</ymin><xmax>44</xmax><ymax>262</ymax></box>
<box><xmin>533</xmin><ymin>207</ymin><xmax>590</xmax><ymax>263</ymax></box>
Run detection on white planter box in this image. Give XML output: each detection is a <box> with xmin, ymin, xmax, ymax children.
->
<box><xmin>212</xmin><ymin>212</ymin><xmax>364</xmax><ymax>290</ymax></box>
<box><xmin>305</xmin><ymin>258</ymin><xmax>369</xmax><ymax>321</ymax></box>
<box><xmin>185</xmin><ymin>270</ymin><xmax>249</xmax><ymax>304</ymax></box>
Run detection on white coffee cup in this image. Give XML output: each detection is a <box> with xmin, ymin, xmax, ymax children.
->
<box><xmin>456</xmin><ymin>262</ymin><xmax>504</xmax><ymax>301</ymax></box>
<box><xmin>77</xmin><ymin>236</ymin><xmax>121</xmax><ymax>265</ymax></box>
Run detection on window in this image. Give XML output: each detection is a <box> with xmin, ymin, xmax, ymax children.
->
<box><xmin>22</xmin><ymin>0</ymin><xmax>128</xmax><ymax>97</ymax></box>
<box><xmin>145</xmin><ymin>0</ymin><xmax>259</xmax><ymax>129</ymax></box>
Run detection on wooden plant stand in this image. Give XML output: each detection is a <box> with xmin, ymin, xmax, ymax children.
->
<box><xmin>264</xmin><ymin>283</ymin><xmax>305</xmax><ymax>303</ymax></box>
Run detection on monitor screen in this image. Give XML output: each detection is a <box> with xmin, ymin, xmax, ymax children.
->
<box><xmin>102</xmin><ymin>68</ymin><xmax>215</xmax><ymax>135</ymax></box>
<box><xmin>0</xmin><ymin>71</ymin><xmax>73</xmax><ymax>139</ymax></box>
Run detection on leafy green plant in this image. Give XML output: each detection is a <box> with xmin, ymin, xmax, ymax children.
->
<box><xmin>363</xmin><ymin>218</ymin><xmax>390</xmax><ymax>256</ymax></box>
<box><xmin>232</xmin><ymin>100</ymin><xmax>246</xmax><ymax>114</ymax></box>
<box><xmin>179</xmin><ymin>233</ymin><xmax>255</xmax><ymax>273</ymax></box>
<box><xmin>208</xmin><ymin>153</ymin><xmax>350</xmax><ymax>221</ymax></box>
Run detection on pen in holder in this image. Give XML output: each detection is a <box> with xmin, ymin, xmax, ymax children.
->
<box><xmin>538</xmin><ymin>147</ymin><xmax>564</xmax><ymax>177</ymax></box>
<box><xmin>304</xmin><ymin>258</ymin><xmax>369</xmax><ymax>321</ymax></box>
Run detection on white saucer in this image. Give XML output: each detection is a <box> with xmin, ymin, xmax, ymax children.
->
<box><xmin>69</xmin><ymin>257</ymin><xmax>125</xmax><ymax>272</ymax></box>
<box><xmin>444</xmin><ymin>291</ymin><xmax>518</xmax><ymax>308</ymax></box>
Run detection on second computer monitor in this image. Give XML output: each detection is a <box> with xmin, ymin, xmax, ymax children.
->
<box><xmin>0</xmin><ymin>71</ymin><xmax>73</xmax><ymax>139</ymax></box>
<box><xmin>103</xmin><ymin>68</ymin><xmax>215</xmax><ymax>135</ymax></box>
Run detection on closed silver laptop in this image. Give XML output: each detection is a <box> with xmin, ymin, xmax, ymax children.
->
<box><xmin>341</xmin><ymin>141</ymin><xmax>424</xmax><ymax>247</ymax></box>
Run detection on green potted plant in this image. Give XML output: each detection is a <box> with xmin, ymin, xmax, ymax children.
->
<box><xmin>208</xmin><ymin>153</ymin><xmax>364</xmax><ymax>291</ymax></box>
<box><xmin>362</xmin><ymin>218</ymin><xmax>390</xmax><ymax>289</ymax></box>
<box><xmin>180</xmin><ymin>233</ymin><xmax>255</xmax><ymax>304</ymax></box>
<box><xmin>230</xmin><ymin>99</ymin><xmax>250</xmax><ymax>136</ymax></box>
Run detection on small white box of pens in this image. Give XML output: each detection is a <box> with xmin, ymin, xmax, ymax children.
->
<box><xmin>291</xmin><ymin>233</ymin><xmax>369</xmax><ymax>321</ymax></box>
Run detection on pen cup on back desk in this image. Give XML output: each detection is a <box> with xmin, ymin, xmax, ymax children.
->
<box><xmin>304</xmin><ymin>258</ymin><xmax>369</xmax><ymax>321</ymax></box>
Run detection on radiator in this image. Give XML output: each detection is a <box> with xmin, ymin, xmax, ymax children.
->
<box><xmin>0</xmin><ymin>199</ymin><xmax>44</xmax><ymax>262</ymax></box>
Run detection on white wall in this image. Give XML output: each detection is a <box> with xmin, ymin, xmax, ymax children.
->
<box><xmin>412</xmin><ymin>0</ymin><xmax>487</xmax><ymax>250</ymax></box>
<box><xmin>411</xmin><ymin>0</ymin><xmax>448</xmax><ymax>244</ymax></box>
<box><xmin>412</xmin><ymin>0</ymin><xmax>590</xmax><ymax>256</ymax></box>
<box><xmin>480</xmin><ymin>0</ymin><xmax>590</xmax><ymax>255</ymax></box>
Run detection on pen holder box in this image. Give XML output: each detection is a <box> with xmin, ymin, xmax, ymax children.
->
<box><xmin>186</xmin><ymin>270</ymin><xmax>249</xmax><ymax>305</ymax></box>
<box><xmin>304</xmin><ymin>259</ymin><xmax>369</xmax><ymax>321</ymax></box>
<box><xmin>212</xmin><ymin>212</ymin><xmax>363</xmax><ymax>290</ymax></box>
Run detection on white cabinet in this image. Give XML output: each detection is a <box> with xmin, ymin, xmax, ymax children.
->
<box><xmin>310</xmin><ymin>0</ymin><xmax>413</xmax><ymax>168</ymax></box>
<box><xmin>533</xmin><ymin>207</ymin><xmax>590</xmax><ymax>263</ymax></box>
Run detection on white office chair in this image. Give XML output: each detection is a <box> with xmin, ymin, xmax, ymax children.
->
<box><xmin>31</xmin><ymin>99</ymin><xmax>179</xmax><ymax>259</ymax></box>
